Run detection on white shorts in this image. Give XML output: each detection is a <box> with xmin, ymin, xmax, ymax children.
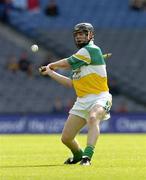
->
<box><xmin>69</xmin><ymin>92</ymin><xmax>112</xmax><ymax>121</ymax></box>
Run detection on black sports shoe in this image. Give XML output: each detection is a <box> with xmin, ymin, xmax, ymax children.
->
<box><xmin>64</xmin><ymin>157</ymin><xmax>82</xmax><ymax>164</ymax></box>
<box><xmin>80</xmin><ymin>157</ymin><xmax>91</xmax><ymax>166</ymax></box>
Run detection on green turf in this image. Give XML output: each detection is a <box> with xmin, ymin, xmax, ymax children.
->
<box><xmin>0</xmin><ymin>134</ymin><xmax>146</xmax><ymax>180</ymax></box>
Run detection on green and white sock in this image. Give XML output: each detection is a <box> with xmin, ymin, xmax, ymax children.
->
<box><xmin>83</xmin><ymin>145</ymin><xmax>95</xmax><ymax>159</ymax></box>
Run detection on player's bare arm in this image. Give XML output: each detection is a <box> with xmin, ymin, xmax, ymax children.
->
<box><xmin>39</xmin><ymin>65</ymin><xmax>73</xmax><ymax>88</ymax></box>
<box><xmin>49</xmin><ymin>58</ymin><xmax>71</xmax><ymax>70</ymax></box>
<box><xmin>39</xmin><ymin>58</ymin><xmax>70</xmax><ymax>72</ymax></box>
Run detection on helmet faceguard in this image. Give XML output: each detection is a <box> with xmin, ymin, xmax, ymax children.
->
<box><xmin>73</xmin><ymin>23</ymin><xmax>94</xmax><ymax>48</ymax></box>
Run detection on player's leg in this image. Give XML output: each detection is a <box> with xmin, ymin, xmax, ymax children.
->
<box><xmin>80</xmin><ymin>104</ymin><xmax>106</xmax><ymax>165</ymax></box>
<box><xmin>87</xmin><ymin>104</ymin><xmax>105</xmax><ymax>146</ymax></box>
<box><xmin>61</xmin><ymin>114</ymin><xmax>86</xmax><ymax>164</ymax></box>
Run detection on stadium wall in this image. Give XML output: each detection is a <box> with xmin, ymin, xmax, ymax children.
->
<box><xmin>0</xmin><ymin>113</ymin><xmax>146</xmax><ymax>134</ymax></box>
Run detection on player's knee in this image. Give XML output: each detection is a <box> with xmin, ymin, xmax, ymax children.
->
<box><xmin>90</xmin><ymin>108</ymin><xmax>104</xmax><ymax>122</ymax></box>
<box><xmin>88</xmin><ymin>110</ymin><xmax>103</xmax><ymax>126</ymax></box>
<box><xmin>88</xmin><ymin>116</ymin><xmax>100</xmax><ymax>133</ymax></box>
<box><xmin>61</xmin><ymin>134</ymin><xmax>71</xmax><ymax>144</ymax></box>
<box><xmin>61</xmin><ymin>135</ymin><xmax>67</xmax><ymax>144</ymax></box>
<box><xmin>88</xmin><ymin>116</ymin><xmax>97</xmax><ymax>126</ymax></box>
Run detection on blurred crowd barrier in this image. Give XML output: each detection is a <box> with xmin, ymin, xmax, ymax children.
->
<box><xmin>0</xmin><ymin>113</ymin><xmax>146</xmax><ymax>134</ymax></box>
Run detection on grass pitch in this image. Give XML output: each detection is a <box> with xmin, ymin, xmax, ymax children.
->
<box><xmin>0</xmin><ymin>134</ymin><xmax>146</xmax><ymax>180</ymax></box>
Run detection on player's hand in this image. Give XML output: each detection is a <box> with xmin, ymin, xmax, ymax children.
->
<box><xmin>39</xmin><ymin>66</ymin><xmax>53</xmax><ymax>76</ymax></box>
<box><xmin>103</xmin><ymin>53</ymin><xmax>112</xmax><ymax>59</ymax></box>
<box><xmin>106</xmin><ymin>53</ymin><xmax>112</xmax><ymax>58</ymax></box>
<box><xmin>39</xmin><ymin>66</ymin><xmax>46</xmax><ymax>74</ymax></box>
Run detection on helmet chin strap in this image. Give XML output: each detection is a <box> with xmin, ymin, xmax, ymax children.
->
<box><xmin>76</xmin><ymin>36</ymin><xmax>91</xmax><ymax>49</ymax></box>
<box><xmin>76</xmin><ymin>41</ymin><xmax>90</xmax><ymax>49</ymax></box>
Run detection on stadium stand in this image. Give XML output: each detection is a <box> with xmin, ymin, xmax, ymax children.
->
<box><xmin>0</xmin><ymin>0</ymin><xmax>146</xmax><ymax>113</ymax></box>
<box><xmin>0</xmin><ymin>23</ymin><xmax>75</xmax><ymax>113</ymax></box>
<box><xmin>8</xmin><ymin>0</ymin><xmax>146</xmax><ymax>29</ymax></box>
